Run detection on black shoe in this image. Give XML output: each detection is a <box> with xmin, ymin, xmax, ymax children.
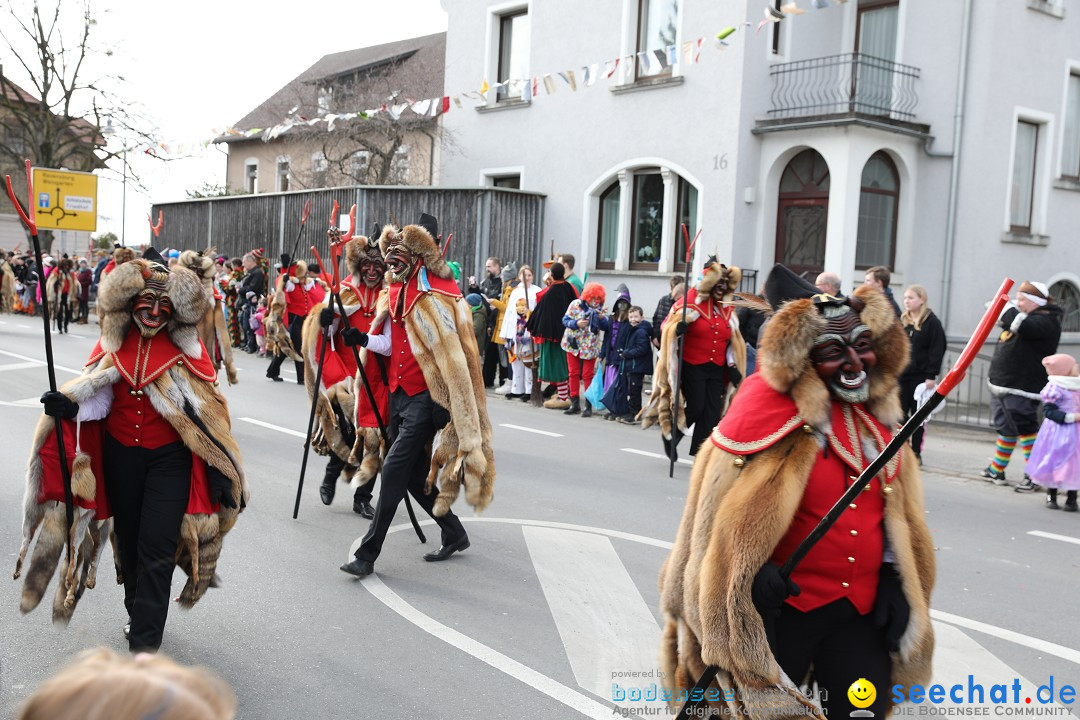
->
<box><xmin>319</xmin><ymin>482</ymin><xmax>335</xmax><ymax>506</ymax></box>
<box><xmin>353</xmin><ymin>499</ymin><xmax>374</xmax><ymax>519</ymax></box>
<box><xmin>505</xmin><ymin>392</ymin><xmax>523</xmax><ymax>400</ymax></box>
<box><xmin>1014</xmin><ymin>475</ymin><xmax>1039</xmax><ymax>493</ymax></box>
<box><xmin>267</xmin><ymin>375</ymin><xmax>283</xmax><ymax>382</ymax></box>
<box><xmin>564</xmin><ymin>398</ymin><xmax>580</xmax><ymax>415</ymax></box>
<box><xmin>340</xmin><ymin>558</ymin><xmax>374</xmax><ymax>577</ymax></box>
<box><xmin>581</xmin><ymin>400</ymin><xmax>593</xmax><ymax>418</ymax></box>
<box><xmin>542</xmin><ymin>384</ymin><xmax>557</xmax><ymax>399</ymax></box>
<box><xmin>1047</xmin><ymin>494</ymin><xmax>1061</xmax><ymax>510</ymax></box>
<box><xmin>424</xmin><ymin>535</ymin><xmax>470</xmax><ymax>562</ymax></box>
<box><xmin>980</xmin><ymin>467</ymin><xmax>1008</xmax><ymax>485</ymax></box>
<box><xmin>1065</xmin><ymin>492</ymin><xmax>1079</xmax><ymax>512</ymax></box>
<box><xmin>521</xmin><ymin>393</ymin><xmax>531</xmax><ymax>402</ymax></box>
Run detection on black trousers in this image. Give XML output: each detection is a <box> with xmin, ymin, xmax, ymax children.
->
<box><xmin>241</xmin><ymin>304</ymin><xmax>255</xmax><ymax>351</ymax></box>
<box><xmin>103</xmin><ymin>434</ymin><xmax>192</xmax><ymax>651</ymax></box>
<box><xmin>55</xmin><ymin>294</ymin><xmax>72</xmax><ymax>333</ymax></box>
<box><xmin>324</xmin><ymin>422</ymin><xmax>374</xmax><ymax>503</ymax></box>
<box><xmin>681</xmin><ymin>361</ymin><xmax>727</xmax><ymax>455</ymax></box>
<box><xmin>482</xmin><ymin>339</ymin><xmax>507</xmax><ymax>387</ymax></box>
<box><xmin>775</xmin><ymin>599</ymin><xmax>892</xmax><ymax>718</ymax></box>
<box><xmin>899</xmin><ymin>376</ymin><xmax>928</xmax><ymax>454</ymax></box>
<box><xmin>267</xmin><ymin>314</ymin><xmax>305</xmax><ymax>380</ymax></box>
<box><xmin>354</xmin><ymin>389</ymin><xmax>466</xmax><ymax>563</ymax></box>
<box><xmin>78</xmin><ymin>296</ymin><xmax>89</xmax><ymax>321</ymax></box>
<box><xmin>627</xmin><ymin>373</ymin><xmax>644</xmax><ymax>416</ymax></box>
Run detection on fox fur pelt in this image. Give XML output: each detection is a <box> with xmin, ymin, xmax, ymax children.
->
<box><xmin>179</xmin><ymin>249</ymin><xmax>237</xmax><ymax>385</ymax></box>
<box><xmin>1</xmin><ymin>257</ymin><xmax>18</xmax><ymax>313</ymax></box>
<box><xmin>658</xmin><ymin>285</ymin><xmax>934</xmax><ymax>719</ymax></box>
<box><xmin>349</xmin><ymin>223</ymin><xmax>495</xmax><ymax>516</ymax></box>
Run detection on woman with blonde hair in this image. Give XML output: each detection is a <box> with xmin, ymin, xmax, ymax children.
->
<box><xmin>900</xmin><ymin>283</ymin><xmax>947</xmax><ymax>463</ymax></box>
<box><xmin>17</xmin><ymin>648</ymin><xmax>236</xmax><ymax>720</ymax></box>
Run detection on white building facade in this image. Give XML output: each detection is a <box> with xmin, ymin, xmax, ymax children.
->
<box><xmin>439</xmin><ymin>0</ymin><xmax>1080</xmax><ymax>340</ymax></box>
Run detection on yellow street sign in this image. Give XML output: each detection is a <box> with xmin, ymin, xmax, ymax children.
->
<box><xmin>31</xmin><ymin>167</ymin><xmax>98</xmax><ymax>232</ymax></box>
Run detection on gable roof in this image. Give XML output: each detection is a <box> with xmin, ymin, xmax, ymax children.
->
<box><xmin>219</xmin><ymin>32</ymin><xmax>446</xmax><ymax>144</ymax></box>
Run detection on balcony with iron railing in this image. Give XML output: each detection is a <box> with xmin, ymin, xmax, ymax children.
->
<box><xmin>754</xmin><ymin>53</ymin><xmax>930</xmax><ymax>137</ymax></box>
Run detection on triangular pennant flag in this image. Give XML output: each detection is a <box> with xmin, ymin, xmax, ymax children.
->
<box><xmin>682</xmin><ymin>41</ymin><xmax>694</xmax><ymax>65</ymax></box>
<box><xmin>812</xmin><ymin>0</ymin><xmax>829</xmax><ymax>7</ymax></box>
<box><xmin>694</xmin><ymin>37</ymin><xmax>704</xmax><ymax>62</ymax></box>
<box><xmin>639</xmin><ymin>51</ymin><xmax>656</xmax><ymax>75</ymax></box>
<box><xmin>781</xmin><ymin>1</ymin><xmax>806</xmax><ymax>14</ymax></box>
<box><xmin>542</xmin><ymin>74</ymin><xmax>556</xmax><ymax>94</ymax></box>
<box><xmin>480</xmin><ymin>78</ymin><xmax>490</xmax><ymax>94</ymax></box>
<box><xmin>522</xmin><ymin>78</ymin><xmax>532</xmax><ymax>102</ymax></box>
<box><xmin>667</xmin><ymin>44</ymin><xmax>679</xmax><ymax>67</ymax></box>
<box><xmin>585</xmin><ymin>63</ymin><xmax>600</xmax><ymax>86</ymax></box>
<box><xmin>559</xmin><ymin>70</ymin><xmax>577</xmax><ymax>91</ymax></box>
<box><xmin>653</xmin><ymin>48</ymin><xmax>670</xmax><ymax>70</ymax></box>
<box><xmin>625</xmin><ymin>55</ymin><xmax>636</xmax><ymax>81</ymax></box>
<box><xmin>411</xmin><ymin>99</ymin><xmax>432</xmax><ymax>116</ymax></box>
<box><xmin>441</xmin><ymin>96</ymin><xmax>451</xmax><ymax>113</ymax></box>
<box><xmin>604</xmin><ymin>58</ymin><xmax>620</xmax><ymax>79</ymax></box>
<box><xmin>453</xmin><ymin>96</ymin><xmax>463</xmax><ymax>109</ymax></box>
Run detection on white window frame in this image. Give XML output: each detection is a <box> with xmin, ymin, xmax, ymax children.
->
<box><xmin>312</xmin><ymin>152</ymin><xmax>328</xmax><ymax>187</ymax></box>
<box><xmin>480</xmin><ymin>166</ymin><xmax>526</xmax><ymax>188</ymax></box>
<box><xmin>390</xmin><ymin>145</ymin><xmax>410</xmax><ymax>184</ymax></box>
<box><xmin>1058</xmin><ymin>60</ymin><xmax>1080</xmax><ymax>180</ymax></box>
<box><xmin>244</xmin><ymin>158</ymin><xmax>259</xmax><ymax>194</ymax></box>
<box><xmin>582</xmin><ymin>159</ymin><xmax>703</xmax><ymax>274</ymax></box>
<box><xmin>618</xmin><ymin>0</ymin><xmax>683</xmax><ymax>85</ymax></box>
<box><xmin>349</xmin><ymin>150</ymin><xmax>371</xmax><ymax>184</ymax></box>
<box><xmin>484</xmin><ymin>2</ymin><xmax>530</xmax><ymax>104</ymax></box>
<box><xmin>1004</xmin><ymin>108</ymin><xmax>1054</xmax><ymax>238</ymax></box>
<box><xmin>275</xmin><ymin>155</ymin><xmax>290</xmax><ymax>192</ymax></box>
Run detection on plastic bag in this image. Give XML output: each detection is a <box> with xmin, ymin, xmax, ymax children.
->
<box><xmin>584</xmin><ymin>367</ymin><xmax>607</xmax><ymax>412</ymax></box>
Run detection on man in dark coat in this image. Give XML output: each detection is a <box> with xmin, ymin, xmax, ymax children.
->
<box><xmin>982</xmin><ymin>280</ymin><xmax>1063</xmax><ymax>491</ymax></box>
<box><xmin>237</xmin><ymin>251</ymin><xmax>265</xmax><ymax>353</ymax></box>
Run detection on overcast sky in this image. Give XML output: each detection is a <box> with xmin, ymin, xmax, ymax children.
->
<box><xmin>4</xmin><ymin>0</ymin><xmax>449</xmax><ymax>245</ymax></box>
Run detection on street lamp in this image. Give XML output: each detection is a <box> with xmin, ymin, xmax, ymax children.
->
<box><xmin>101</xmin><ymin>118</ymin><xmax>129</xmax><ymax>246</ymax></box>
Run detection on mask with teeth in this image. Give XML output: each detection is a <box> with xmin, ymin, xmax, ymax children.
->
<box><xmin>810</xmin><ymin>305</ymin><xmax>876</xmax><ymax>403</ymax></box>
<box><xmin>383</xmin><ymin>234</ymin><xmax>415</xmax><ymax>284</ymax></box>
<box><xmin>132</xmin><ymin>276</ymin><xmax>173</xmax><ymax>338</ymax></box>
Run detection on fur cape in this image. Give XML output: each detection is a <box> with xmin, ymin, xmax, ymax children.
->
<box><xmin>179</xmin><ymin>249</ymin><xmax>237</xmax><ymax>385</ymax></box>
<box><xmin>301</xmin><ymin>235</ymin><xmax>386</xmax><ymax>491</ymax></box>
<box><xmin>640</xmin><ymin>263</ymin><xmax>747</xmax><ymax>437</ymax></box>
<box><xmin>1</xmin><ymin>257</ymin><xmax>17</xmax><ymax>313</ymax></box>
<box><xmin>350</xmin><ymin>223</ymin><xmax>495</xmax><ymax>516</ymax></box>
<box><xmin>658</xmin><ymin>285</ymin><xmax>935</xmax><ymax>719</ymax></box>
<box><xmin>45</xmin><ymin>267</ymin><xmax>79</xmax><ymax>315</ymax></box>
<box><xmin>15</xmin><ymin>260</ymin><xmax>249</xmax><ymax>623</ymax></box>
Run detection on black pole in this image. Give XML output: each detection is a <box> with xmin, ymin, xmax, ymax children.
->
<box><xmin>288</xmin><ymin>199</ymin><xmax>313</xmax><ymax>263</ymax></box>
<box><xmin>292</xmin><ymin>321</ymin><xmax>331</xmax><ymax>520</ymax></box>
<box><xmin>668</xmin><ymin>227</ymin><xmax>695</xmax><ymax>478</ymax></box>
<box><xmin>4</xmin><ymin>168</ymin><xmax>74</xmax><ymax>555</ymax></box>
<box><xmin>331</xmin><ymin>291</ymin><xmax>426</xmax><ymax>543</ymax></box>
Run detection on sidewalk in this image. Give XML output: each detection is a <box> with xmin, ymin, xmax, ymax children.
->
<box><xmin>919</xmin><ymin>421</ymin><xmax>1031</xmax><ymax>485</ymax></box>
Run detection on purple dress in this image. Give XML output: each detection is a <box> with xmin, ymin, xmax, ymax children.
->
<box><xmin>1026</xmin><ymin>381</ymin><xmax>1080</xmax><ymax>491</ymax></box>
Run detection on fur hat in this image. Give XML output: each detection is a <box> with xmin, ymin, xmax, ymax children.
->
<box><xmin>417</xmin><ymin>212</ymin><xmax>439</xmax><ymax>241</ymax></box>
<box><xmin>96</xmin><ymin>258</ymin><xmax>208</xmax><ymax>357</ymax></box>
<box><xmin>757</xmin><ymin>284</ymin><xmax>909</xmax><ymax>430</ymax></box>
<box><xmin>1043</xmin><ymin>353</ymin><xmax>1078</xmax><ymax>377</ymax></box>
<box><xmin>500</xmin><ymin>262</ymin><xmax>518</xmax><ymax>283</ymax></box>
<box><xmin>112</xmin><ymin>246</ymin><xmax>136</xmax><ymax>266</ymax></box>
<box><xmin>344</xmin><ymin>232</ymin><xmax>384</xmax><ymax>277</ymax></box>
<box><xmin>697</xmin><ymin>259</ymin><xmax>742</xmax><ymax>300</ymax></box>
<box><xmin>378</xmin><ymin>222</ymin><xmax>454</xmax><ymax>281</ymax></box>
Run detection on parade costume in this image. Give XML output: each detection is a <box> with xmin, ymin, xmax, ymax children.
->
<box><xmin>266</xmin><ymin>260</ymin><xmax>328</xmax><ymax>382</ymax></box>
<box><xmin>658</xmin><ymin>279</ymin><xmax>935</xmax><ymax>720</ymax></box>
<box><xmin>525</xmin><ymin>269</ymin><xmax>579</xmax><ymax>408</ymax></box>
<box><xmin>0</xmin><ymin>254</ymin><xmax>16</xmax><ymax>313</ymax></box>
<box><xmin>302</xmin><ymin>230</ymin><xmax>388</xmax><ymax>517</ymax></box>
<box><xmin>1026</xmin><ymin>354</ymin><xmax>1080</xmax><ymax>510</ymax></box>
<box><xmin>341</xmin><ymin>217</ymin><xmax>494</xmax><ymax>576</ymax></box>
<box><xmin>100</xmin><ymin>246</ymin><xmax>136</xmax><ymax>278</ymax></box>
<box><xmin>16</xmin><ymin>253</ymin><xmax>249</xmax><ymax>650</ymax></box>
<box><xmin>45</xmin><ymin>258</ymin><xmax>79</xmax><ymax>334</ymax></box>
<box><xmin>178</xmin><ymin>249</ymin><xmax>238</xmax><ymax>385</ymax></box>
<box><xmin>641</xmin><ymin>261</ymin><xmax>747</xmax><ymax>456</ymax></box>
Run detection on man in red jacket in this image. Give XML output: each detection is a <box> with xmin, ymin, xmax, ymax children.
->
<box><xmin>266</xmin><ymin>257</ymin><xmax>328</xmax><ymax>383</ymax></box>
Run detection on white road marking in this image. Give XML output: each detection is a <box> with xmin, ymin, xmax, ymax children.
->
<box><xmin>0</xmin><ymin>349</ymin><xmax>81</xmax><ymax>375</ymax></box>
<box><xmin>0</xmin><ymin>361</ymin><xmax>43</xmax><ymax>372</ymax></box>
<box><xmin>67</xmin><ymin>333</ymin><xmax>87</xmax><ymax>339</ymax></box>
<box><xmin>499</xmin><ymin>423</ymin><xmax>564</xmax><ymax>438</ymax></box>
<box><xmin>16</xmin><ymin>324</ymin><xmax>31</xmax><ymax>329</ymax></box>
<box><xmin>0</xmin><ymin>397</ymin><xmax>41</xmax><ymax>408</ymax></box>
<box><xmin>360</xmin><ymin>573</ymin><xmax>612</xmax><ymax>719</ymax></box>
<box><xmin>620</xmin><ymin>447</ymin><xmax>693</xmax><ymax>465</ymax></box>
<box><xmin>237</xmin><ymin>417</ymin><xmax>307</xmax><ymax>439</ymax></box>
<box><xmin>931</xmin><ymin>609</ymin><xmax>1080</xmax><ymax>666</ymax></box>
<box><xmin>1028</xmin><ymin>530</ymin><xmax>1080</xmax><ymax>547</ymax></box>
<box><xmin>524</xmin><ymin>527</ymin><xmax>664</xmax><ymax>709</ymax></box>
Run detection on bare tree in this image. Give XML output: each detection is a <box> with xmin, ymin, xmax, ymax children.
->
<box><xmin>0</xmin><ymin>0</ymin><xmax>156</xmax><ymax>251</ymax></box>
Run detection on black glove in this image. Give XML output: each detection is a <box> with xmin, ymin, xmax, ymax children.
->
<box><xmin>206</xmin><ymin>465</ymin><xmax>238</xmax><ymax>509</ymax></box>
<box><xmin>675</xmin><ymin>321</ymin><xmax>689</xmax><ymax>336</ymax></box>
<box><xmin>432</xmin><ymin>402</ymin><xmax>451</xmax><ymax>430</ymax></box>
<box><xmin>280</xmin><ymin>254</ymin><xmax>291</xmax><ymax>269</ymax></box>
<box><xmin>873</xmin><ymin>563</ymin><xmax>910</xmax><ymax>652</ymax></box>
<box><xmin>751</xmin><ymin>563</ymin><xmax>800</xmax><ymax>654</ymax></box>
<box><xmin>40</xmin><ymin>391</ymin><xmax>79</xmax><ymax>420</ymax></box>
<box><xmin>342</xmin><ymin>328</ymin><xmax>368</xmax><ymax>347</ymax></box>
<box><xmin>319</xmin><ymin>307</ymin><xmax>335</xmax><ymax>328</ymax></box>
<box><xmin>728</xmin><ymin>364</ymin><xmax>743</xmax><ymax>387</ymax></box>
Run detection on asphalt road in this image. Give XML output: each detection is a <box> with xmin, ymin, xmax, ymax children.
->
<box><xmin>0</xmin><ymin>316</ymin><xmax>1077</xmax><ymax>719</ymax></box>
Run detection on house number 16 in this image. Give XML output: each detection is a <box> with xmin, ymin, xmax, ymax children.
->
<box><xmin>713</xmin><ymin>153</ymin><xmax>728</xmax><ymax>170</ymax></box>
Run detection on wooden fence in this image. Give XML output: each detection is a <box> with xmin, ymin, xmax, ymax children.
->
<box><xmin>151</xmin><ymin>185</ymin><xmax>546</xmax><ymax>282</ymax></box>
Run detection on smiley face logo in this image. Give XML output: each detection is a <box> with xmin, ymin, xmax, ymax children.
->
<box><xmin>848</xmin><ymin>678</ymin><xmax>876</xmax><ymax>709</ymax></box>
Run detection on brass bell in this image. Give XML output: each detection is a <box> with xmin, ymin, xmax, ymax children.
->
<box><xmin>734</xmin><ymin>456</ymin><xmax>745</xmax><ymax>468</ymax></box>
<box><xmin>802</xmin><ymin>424</ymin><xmax>814</xmax><ymax>434</ymax></box>
<box><xmin>883</xmin><ymin>485</ymin><xmax>895</xmax><ymax>496</ymax></box>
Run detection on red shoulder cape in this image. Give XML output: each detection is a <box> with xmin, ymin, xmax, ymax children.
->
<box><xmin>389</xmin><ymin>263</ymin><xmax>462</xmax><ymax>320</ymax></box>
<box><xmin>86</xmin><ymin>329</ymin><xmax>217</xmax><ymax>389</ymax></box>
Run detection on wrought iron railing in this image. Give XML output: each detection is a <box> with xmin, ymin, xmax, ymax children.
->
<box><xmin>766</xmin><ymin>53</ymin><xmax>920</xmax><ymax>122</ymax></box>
<box><xmin>933</xmin><ymin>347</ymin><xmax>994</xmax><ymax>430</ymax></box>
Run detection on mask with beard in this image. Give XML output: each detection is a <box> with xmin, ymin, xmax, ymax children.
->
<box><xmin>132</xmin><ymin>276</ymin><xmax>173</xmax><ymax>338</ymax></box>
<box><xmin>810</xmin><ymin>305</ymin><xmax>876</xmax><ymax>404</ymax></box>
<box><xmin>359</xmin><ymin>256</ymin><xmax>386</xmax><ymax>288</ymax></box>
<box><xmin>384</xmin><ymin>234</ymin><xmax>416</xmax><ymax>284</ymax></box>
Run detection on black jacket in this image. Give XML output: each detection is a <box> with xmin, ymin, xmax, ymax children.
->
<box><xmin>468</xmin><ymin>275</ymin><xmax>502</xmax><ymax>300</ymax></box>
<box><xmin>526</xmin><ymin>281</ymin><xmax>579</xmax><ymax>341</ymax></box>
<box><xmin>652</xmin><ymin>294</ymin><xmax>675</xmax><ymax>342</ymax></box>
<box><xmin>617</xmin><ymin>321</ymin><xmax>654</xmax><ymax>376</ymax></box>
<box><xmin>988</xmin><ymin>305</ymin><xmax>1063</xmax><ymax>394</ymax></box>
<box><xmin>238</xmin><ymin>267</ymin><xmax>265</xmax><ymax>305</ymax></box>
<box><xmin>900</xmin><ymin>311</ymin><xmax>946</xmax><ymax>382</ymax></box>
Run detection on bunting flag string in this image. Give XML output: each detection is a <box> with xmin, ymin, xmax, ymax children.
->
<box><xmin>124</xmin><ymin>0</ymin><xmax>840</xmax><ymax>153</ymax></box>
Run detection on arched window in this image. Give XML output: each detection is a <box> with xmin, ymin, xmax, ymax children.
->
<box><xmin>775</xmin><ymin>149</ymin><xmax>830</xmax><ymax>278</ymax></box>
<box><xmin>856</xmin><ymin>151</ymin><xmax>899</xmax><ymax>269</ymax></box>
<box><xmin>596</xmin><ymin>181</ymin><xmax>620</xmax><ymax>270</ymax></box>
<box><xmin>1050</xmin><ymin>280</ymin><xmax>1080</xmax><ymax>332</ymax></box>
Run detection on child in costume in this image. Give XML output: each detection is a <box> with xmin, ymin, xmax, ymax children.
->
<box><xmin>252</xmin><ymin>296</ymin><xmax>267</xmax><ymax>357</ymax></box>
<box><xmin>1026</xmin><ymin>353</ymin><xmax>1080</xmax><ymax>511</ymax></box>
